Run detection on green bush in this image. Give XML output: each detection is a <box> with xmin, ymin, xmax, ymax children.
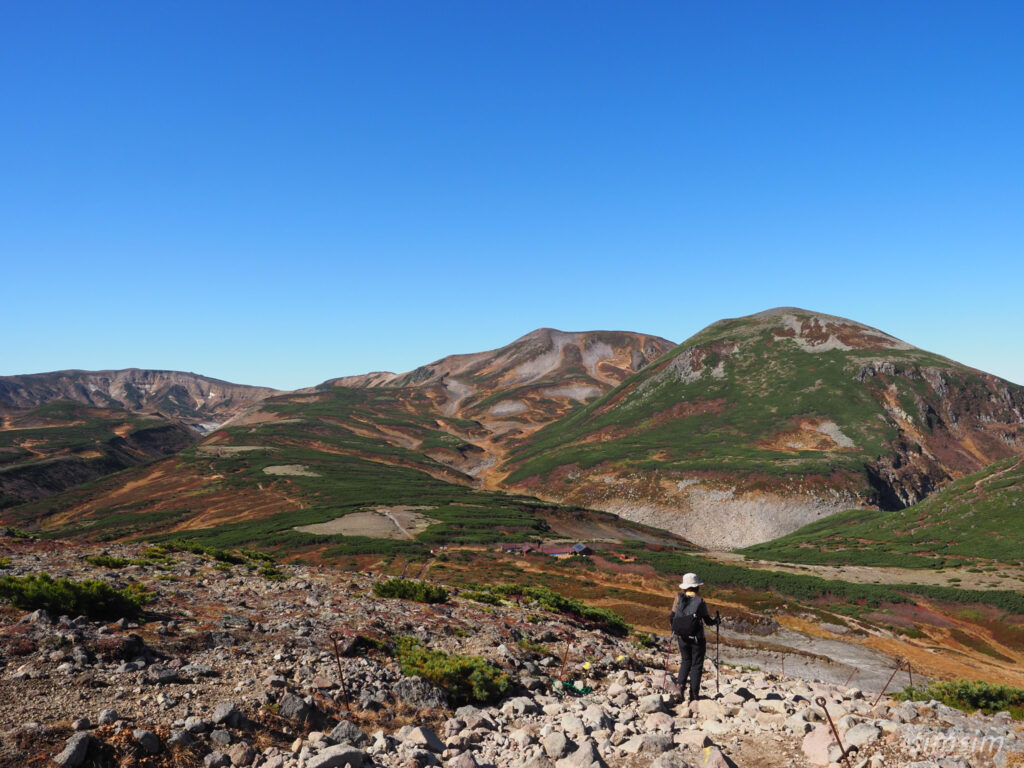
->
<box><xmin>84</xmin><ymin>555</ymin><xmax>133</xmax><ymax>569</ymax></box>
<box><xmin>373</xmin><ymin>578</ymin><xmax>449</xmax><ymax>604</ymax></box>
<box><xmin>460</xmin><ymin>589</ymin><xmax>504</xmax><ymax>606</ymax></box>
<box><xmin>488</xmin><ymin>584</ymin><xmax>630</xmax><ymax>636</ymax></box>
<box><xmin>0</xmin><ymin>573</ymin><xmax>151</xmax><ymax>620</ymax></box>
<box><xmin>897</xmin><ymin>679</ymin><xmax>1024</xmax><ymax>719</ymax></box>
<box><xmin>0</xmin><ymin>557</ymin><xmax>10</xmax><ymax>569</ymax></box>
<box><xmin>395</xmin><ymin>637</ymin><xmax>509</xmax><ymax>706</ymax></box>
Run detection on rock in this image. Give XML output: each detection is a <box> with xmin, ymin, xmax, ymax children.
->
<box><xmin>693</xmin><ymin>700</ymin><xmax>725</xmax><ymax>718</ymax></box>
<box><xmin>97</xmin><ymin>708</ymin><xmax>118</xmax><ymax>726</ymax></box>
<box><xmin>844</xmin><ymin>723</ymin><xmax>881</xmax><ymax>748</ymax></box>
<box><xmin>71</xmin><ymin>717</ymin><xmax>91</xmax><ymax>731</ymax></box>
<box><xmin>210</xmin><ymin>729</ymin><xmax>232</xmax><ymax>747</ymax></box>
<box><xmin>802</xmin><ymin>725</ymin><xmax>833</xmax><ymax>767</ymax></box>
<box><xmin>543</xmin><ymin>731</ymin><xmax>571</xmax><ymax>759</ymax></box>
<box><xmin>204</xmin><ymin>752</ymin><xmax>231</xmax><ymax>768</ymax></box>
<box><xmin>649</xmin><ymin>753</ymin><xmax>697</xmax><ymax>768</ymax></box>
<box><xmin>404</xmin><ymin>726</ymin><xmax>445</xmax><ymax>753</ymax></box>
<box><xmin>505</xmin><ymin>696</ymin><xmax>542</xmax><ymax>716</ymax></box>
<box><xmin>213</xmin><ymin>701</ymin><xmax>241</xmax><ymax>727</ymax></box>
<box><xmin>520</xmin><ymin>757</ymin><xmax>556</xmax><ymax>768</ymax></box>
<box><xmin>185</xmin><ymin>716</ymin><xmax>210</xmax><ymax>733</ymax></box>
<box><xmin>167</xmin><ymin>730</ymin><xmax>194</xmax><ymax>748</ymax></box>
<box><xmin>134</xmin><ymin>729</ymin><xmax>161</xmax><ymax>755</ymax></box>
<box><xmin>448</xmin><ymin>752</ymin><xmax>480</xmax><ymax>768</ymax></box>
<box><xmin>53</xmin><ymin>733</ymin><xmax>90</xmax><ymax>768</ymax></box>
<box><xmin>695</xmin><ymin>746</ymin><xmax>732</xmax><ymax>768</ymax></box>
<box><xmin>305</xmin><ymin>744</ymin><xmax>365</xmax><ymax>768</ymax></box>
<box><xmin>329</xmin><ymin>719</ymin><xmax>369</xmax><ymax>747</ymax></box>
<box><xmin>394</xmin><ymin>676</ymin><xmax>449</xmax><ymax>709</ymax></box>
<box><xmin>620</xmin><ymin>734</ymin><xmax>674</xmax><ymax>755</ymax></box>
<box><xmin>277</xmin><ymin>692</ymin><xmax>313</xmax><ymax>723</ymax></box>
<box><xmin>638</xmin><ymin>695</ymin><xmax>666</xmax><ymax>714</ymax></box>
<box><xmin>227</xmin><ymin>742</ymin><xmax>256</xmax><ymax>766</ymax></box>
<box><xmin>674</xmin><ymin>731</ymin><xmax>712</xmax><ymax>749</ymax></box>
<box><xmin>555</xmin><ymin>739</ymin><xmax>607</xmax><ymax>768</ymax></box>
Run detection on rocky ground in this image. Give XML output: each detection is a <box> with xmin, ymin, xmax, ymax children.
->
<box><xmin>1</xmin><ymin>535</ymin><xmax>1021</xmax><ymax>768</ymax></box>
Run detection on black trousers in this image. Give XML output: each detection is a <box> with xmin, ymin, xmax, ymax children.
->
<box><xmin>676</xmin><ymin>635</ymin><xmax>706</xmax><ymax>698</ymax></box>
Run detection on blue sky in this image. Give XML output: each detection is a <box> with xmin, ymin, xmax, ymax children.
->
<box><xmin>2</xmin><ymin>1</ymin><xmax>1022</xmax><ymax>389</ymax></box>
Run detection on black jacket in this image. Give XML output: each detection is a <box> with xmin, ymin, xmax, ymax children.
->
<box><xmin>669</xmin><ymin>592</ymin><xmax>715</xmax><ymax>640</ymax></box>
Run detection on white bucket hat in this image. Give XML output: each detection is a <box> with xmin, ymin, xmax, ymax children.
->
<box><xmin>679</xmin><ymin>573</ymin><xmax>704</xmax><ymax>590</ymax></box>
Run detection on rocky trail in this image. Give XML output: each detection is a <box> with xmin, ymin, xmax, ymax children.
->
<box><xmin>0</xmin><ymin>534</ymin><xmax>1020</xmax><ymax>768</ymax></box>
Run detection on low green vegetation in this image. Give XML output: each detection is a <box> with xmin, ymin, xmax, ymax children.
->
<box><xmin>373</xmin><ymin>578</ymin><xmax>450</xmax><ymax>604</ymax></box>
<box><xmin>0</xmin><ymin>557</ymin><xmax>10</xmax><ymax>569</ymax></box>
<box><xmin>83</xmin><ymin>555</ymin><xmax>137</xmax><ymax>568</ymax></box>
<box><xmin>742</xmin><ymin>456</ymin><xmax>1024</xmax><ymax>566</ymax></box>
<box><xmin>464</xmin><ymin>583</ymin><xmax>629</xmax><ymax>635</ymax></box>
<box><xmin>896</xmin><ymin>680</ymin><xmax>1024</xmax><ymax>719</ymax></box>
<box><xmin>0</xmin><ymin>572</ymin><xmax>151</xmax><ymax>620</ymax></box>
<box><xmin>394</xmin><ymin>637</ymin><xmax>510</xmax><ymax>706</ymax></box>
<box><xmin>626</xmin><ymin>546</ymin><xmax>1024</xmax><ymax>615</ymax></box>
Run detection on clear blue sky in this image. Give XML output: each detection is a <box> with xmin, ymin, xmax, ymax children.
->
<box><xmin>3</xmin><ymin>1</ymin><xmax>1022</xmax><ymax>389</ymax></box>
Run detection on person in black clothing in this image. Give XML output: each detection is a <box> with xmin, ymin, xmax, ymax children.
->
<box><xmin>670</xmin><ymin>572</ymin><xmax>719</xmax><ymax>701</ymax></box>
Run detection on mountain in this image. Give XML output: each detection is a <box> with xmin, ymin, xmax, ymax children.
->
<box><xmin>0</xmin><ymin>330</ymin><xmax>684</xmax><ymax>551</ymax></box>
<box><xmin>742</xmin><ymin>453</ymin><xmax>1024</xmax><ymax>566</ymax></box>
<box><xmin>317</xmin><ymin>329</ymin><xmax>675</xmax><ymax>480</ymax></box>
<box><xmin>0</xmin><ymin>400</ymin><xmax>197</xmax><ymax>509</ymax></box>
<box><xmin>498</xmin><ymin>308</ymin><xmax>1024</xmax><ymax>549</ymax></box>
<box><xmin>0</xmin><ymin>369</ymin><xmax>279</xmax><ymax>433</ymax></box>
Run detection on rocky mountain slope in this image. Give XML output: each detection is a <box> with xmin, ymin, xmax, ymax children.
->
<box><xmin>0</xmin><ymin>401</ymin><xmax>197</xmax><ymax>510</ymax></box>
<box><xmin>743</xmin><ymin>454</ymin><xmax>1024</xmax><ymax>567</ymax></box>
<box><xmin>498</xmin><ymin>308</ymin><xmax>1024</xmax><ymax>549</ymax></box>
<box><xmin>0</xmin><ymin>369</ymin><xmax>279</xmax><ymax>433</ymax></box>
<box><xmin>320</xmin><ymin>329</ymin><xmax>675</xmax><ymax>479</ymax></box>
<box><xmin>1</xmin><ymin>534</ymin><xmax>1020</xmax><ymax>768</ymax></box>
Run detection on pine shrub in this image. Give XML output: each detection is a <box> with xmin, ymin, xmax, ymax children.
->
<box><xmin>373</xmin><ymin>578</ymin><xmax>449</xmax><ymax>604</ymax></box>
<box><xmin>0</xmin><ymin>573</ymin><xmax>151</xmax><ymax>620</ymax></box>
<box><xmin>395</xmin><ymin>637</ymin><xmax>509</xmax><ymax>706</ymax></box>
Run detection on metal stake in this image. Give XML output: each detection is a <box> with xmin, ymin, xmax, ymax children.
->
<box><xmin>558</xmin><ymin>637</ymin><xmax>572</xmax><ymax>681</ymax></box>
<box><xmin>330</xmin><ymin>633</ymin><xmax>352</xmax><ymax>711</ymax></box>
<box><xmin>714</xmin><ymin>611</ymin><xmax>720</xmax><ymax>696</ymax></box>
<box><xmin>871</xmin><ymin>661</ymin><xmax>904</xmax><ymax>709</ymax></box>
<box><xmin>815</xmin><ymin>696</ymin><xmax>852</xmax><ymax>768</ymax></box>
<box><xmin>660</xmin><ymin>633</ymin><xmax>674</xmax><ymax>690</ymax></box>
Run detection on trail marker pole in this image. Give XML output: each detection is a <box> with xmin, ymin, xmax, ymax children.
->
<box><xmin>661</xmin><ymin>633</ymin><xmax>674</xmax><ymax>690</ymax></box>
<box><xmin>714</xmin><ymin>611</ymin><xmax>720</xmax><ymax>696</ymax></box>
<box><xmin>815</xmin><ymin>696</ymin><xmax>852</xmax><ymax>768</ymax></box>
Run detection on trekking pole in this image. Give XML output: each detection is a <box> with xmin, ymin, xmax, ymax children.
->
<box><xmin>660</xmin><ymin>633</ymin><xmax>674</xmax><ymax>690</ymax></box>
<box><xmin>715</xmin><ymin>611</ymin><xmax>720</xmax><ymax>696</ymax></box>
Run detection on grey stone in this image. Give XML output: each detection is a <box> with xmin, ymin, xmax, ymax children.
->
<box><xmin>167</xmin><ymin>730</ymin><xmax>194</xmax><ymax>748</ymax></box>
<box><xmin>844</xmin><ymin>723</ymin><xmax>881</xmax><ymax>748</ymax></box>
<box><xmin>638</xmin><ymin>695</ymin><xmax>665</xmax><ymax>714</ymax></box>
<box><xmin>71</xmin><ymin>717</ymin><xmax>91</xmax><ymax>731</ymax></box>
<box><xmin>97</xmin><ymin>708</ymin><xmax>118</xmax><ymax>726</ymax></box>
<box><xmin>185</xmin><ymin>716</ymin><xmax>210</xmax><ymax>733</ymax></box>
<box><xmin>649</xmin><ymin>753</ymin><xmax>697</xmax><ymax>768</ymax></box>
<box><xmin>620</xmin><ymin>734</ymin><xmax>674</xmax><ymax>755</ymax></box>
<box><xmin>210</xmin><ymin>729</ymin><xmax>232</xmax><ymax>747</ymax></box>
<box><xmin>543</xmin><ymin>731</ymin><xmax>571</xmax><ymax>760</ymax></box>
<box><xmin>448</xmin><ymin>752</ymin><xmax>480</xmax><ymax>768</ymax></box>
<box><xmin>519</xmin><ymin>758</ymin><xmax>556</xmax><ymax>768</ymax></box>
<box><xmin>405</xmin><ymin>726</ymin><xmax>445</xmax><ymax>753</ymax></box>
<box><xmin>305</xmin><ymin>744</ymin><xmax>365</xmax><ymax>768</ymax></box>
<box><xmin>53</xmin><ymin>733</ymin><xmax>90</xmax><ymax>768</ymax></box>
<box><xmin>181</xmin><ymin>664</ymin><xmax>217</xmax><ymax>678</ymax></box>
<box><xmin>394</xmin><ymin>676</ymin><xmax>449</xmax><ymax>710</ymax></box>
<box><xmin>277</xmin><ymin>692</ymin><xmax>313</xmax><ymax>723</ymax></box>
<box><xmin>203</xmin><ymin>751</ymin><xmax>231</xmax><ymax>768</ymax></box>
<box><xmin>133</xmin><ymin>729</ymin><xmax>161</xmax><ymax>755</ymax></box>
<box><xmin>555</xmin><ymin>739</ymin><xmax>607</xmax><ymax>768</ymax></box>
<box><xmin>227</xmin><ymin>742</ymin><xmax>256</xmax><ymax>766</ymax></box>
<box><xmin>328</xmin><ymin>719</ymin><xmax>369</xmax><ymax>747</ymax></box>
<box><xmin>212</xmin><ymin>701</ymin><xmax>241</xmax><ymax>727</ymax></box>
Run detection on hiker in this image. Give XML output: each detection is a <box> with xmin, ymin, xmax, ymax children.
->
<box><xmin>670</xmin><ymin>572</ymin><xmax>719</xmax><ymax>701</ymax></box>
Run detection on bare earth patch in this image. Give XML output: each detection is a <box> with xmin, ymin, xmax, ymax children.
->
<box><xmin>295</xmin><ymin>506</ymin><xmax>439</xmax><ymax>539</ymax></box>
<box><xmin>262</xmin><ymin>464</ymin><xmax>320</xmax><ymax>477</ymax></box>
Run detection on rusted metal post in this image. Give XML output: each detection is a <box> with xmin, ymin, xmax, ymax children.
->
<box><xmin>781</xmin><ymin>653</ymin><xmax>785</xmax><ymax>676</ymax></box>
<box><xmin>843</xmin><ymin>668</ymin><xmax>857</xmax><ymax>687</ymax></box>
<box><xmin>660</xmin><ymin>633</ymin><xmax>674</xmax><ymax>690</ymax></box>
<box><xmin>330</xmin><ymin>634</ymin><xmax>352</xmax><ymax>711</ymax></box>
<box><xmin>815</xmin><ymin>696</ymin><xmax>852</xmax><ymax>768</ymax></box>
<box><xmin>559</xmin><ymin>636</ymin><xmax>572</xmax><ymax>680</ymax></box>
<box><xmin>871</xmin><ymin>661</ymin><xmax>904</xmax><ymax>708</ymax></box>
<box><xmin>906</xmin><ymin>659</ymin><xmax>913</xmax><ymax>688</ymax></box>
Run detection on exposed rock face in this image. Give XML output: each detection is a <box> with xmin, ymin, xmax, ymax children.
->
<box><xmin>500</xmin><ymin>308</ymin><xmax>1024</xmax><ymax>547</ymax></box>
<box><xmin>0</xmin><ymin>369</ymin><xmax>278</xmax><ymax>432</ymax></box>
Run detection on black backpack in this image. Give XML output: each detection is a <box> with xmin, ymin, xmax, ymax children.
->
<box><xmin>671</xmin><ymin>594</ymin><xmax>700</xmax><ymax>637</ymax></box>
